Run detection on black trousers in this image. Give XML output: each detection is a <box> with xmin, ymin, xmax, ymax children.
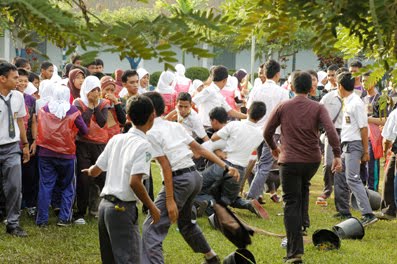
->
<box><xmin>381</xmin><ymin>154</ymin><xmax>397</xmax><ymax>216</ymax></box>
<box><xmin>280</xmin><ymin>162</ymin><xmax>320</xmax><ymax>259</ymax></box>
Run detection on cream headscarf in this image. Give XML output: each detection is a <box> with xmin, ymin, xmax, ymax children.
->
<box><xmin>156</xmin><ymin>71</ymin><xmax>175</xmax><ymax>94</ymax></box>
<box><xmin>80</xmin><ymin>76</ymin><xmax>101</xmax><ymax>106</ymax></box>
<box><xmin>189</xmin><ymin>79</ymin><xmax>204</xmax><ymax>95</ymax></box>
<box><xmin>48</xmin><ymin>84</ymin><xmax>71</xmax><ymax>119</ymax></box>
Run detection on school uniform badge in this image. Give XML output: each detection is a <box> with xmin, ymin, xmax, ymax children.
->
<box><xmin>345</xmin><ymin>116</ymin><xmax>351</xmax><ymax>124</ymax></box>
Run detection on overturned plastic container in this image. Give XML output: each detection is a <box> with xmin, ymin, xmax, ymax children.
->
<box><xmin>223</xmin><ymin>248</ymin><xmax>256</xmax><ymax>264</ymax></box>
<box><xmin>312</xmin><ymin>229</ymin><xmax>341</xmax><ymax>250</ymax></box>
<box><xmin>350</xmin><ymin>188</ymin><xmax>381</xmax><ymax>211</ymax></box>
<box><xmin>333</xmin><ymin>217</ymin><xmax>365</xmax><ymax>240</ymax></box>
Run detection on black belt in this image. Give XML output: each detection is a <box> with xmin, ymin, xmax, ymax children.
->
<box><xmin>172</xmin><ymin>166</ymin><xmax>196</xmax><ymax>177</ymax></box>
<box><xmin>225</xmin><ymin>160</ymin><xmax>245</xmax><ymax>171</ymax></box>
<box><xmin>103</xmin><ymin>194</ymin><xmax>135</xmax><ymax>204</ymax></box>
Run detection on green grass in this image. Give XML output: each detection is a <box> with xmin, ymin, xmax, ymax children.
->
<box><xmin>0</xmin><ymin>163</ymin><xmax>396</xmax><ymax>263</ymax></box>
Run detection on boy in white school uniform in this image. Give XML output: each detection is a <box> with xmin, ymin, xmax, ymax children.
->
<box><xmin>141</xmin><ymin>92</ymin><xmax>240</xmax><ymax>264</ymax></box>
<box><xmin>82</xmin><ymin>95</ymin><xmax>160</xmax><ymax>264</ymax></box>
<box><xmin>333</xmin><ymin>72</ymin><xmax>378</xmax><ymax>226</ymax></box>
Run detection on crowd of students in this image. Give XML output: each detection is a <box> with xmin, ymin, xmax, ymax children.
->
<box><xmin>0</xmin><ymin>55</ymin><xmax>396</xmax><ymax>264</ymax></box>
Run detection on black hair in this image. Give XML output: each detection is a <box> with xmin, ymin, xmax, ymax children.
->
<box><xmin>121</xmin><ymin>69</ymin><xmax>138</xmax><ymax>83</ymax></box>
<box><xmin>126</xmin><ymin>95</ymin><xmax>154</xmax><ymax>126</ymax></box>
<box><xmin>177</xmin><ymin>92</ymin><xmax>192</xmax><ymax>103</ymax></box>
<box><xmin>209</xmin><ymin>107</ymin><xmax>228</xmax><ymax>124</ymax></box>
<box><xmin>337</xmin><ymin>72</ymin><xmax>355</xmax><ymax>91</ymax></box>
<box><xmin>63</xmin><ymin>63</ymin><xmax>73</xmax><ymax>78</ymax></box>
<box><xmin>40</xmin><ymin>61</ymin><xmax>53</xmax><ymax>70</ymax></box>
<box><xmin>292</xmin><ymin>71</ymin><xmax>312</xmax><ymax>94</ymax></box>
<box><xmin>336</xmin><ymin>67</ymin><xmax>349</xmax><ymax>75</ymax></box>
<box><xmin>363</xmin><ymin>71</ymin><xmax>372</xmax><ymax>77</ymax></box>
<box><xmin>145</xmin><ymin>91</ymin><xmax>165</xmax><ymax>117</ymax></box>
<box><xmin>212</xmin><ymin>65</ymin><xmax>229</xmax><ymax>82</ymax></box>
<box><xmin>15</xmin><ymin>58</ymin><xmax>30</xmax><ymax>68</ymax></box>
<box><xmin>70</xmin><ymin>65</ymin><xmax>90</xmax><ymax>77</ymax></box>
<box><xmin>259</xmin><ymin>63</ymin><xmax>265</xmax><ymax>69</ymax></box>
<box><xmin>92</xmin><ymin>72</ymin><xmax>105</xmax><ymax>79</ymax></box>
<box><xmin>28</xmin><ymin>72</ymin><xmax>39</xmax><ymax>82</ymax></box>
<box><xmin>17</xmin><ymin>68</ymin><xmax>29</xmax><ymax>77</ymax></box>
<box><xmin>84</xmin><ymin>61</ymin><xmax>96</xmax><ymax>68</ymax></box>
<box><xmin>0</xmin><ymin>63</ymin><xmax>17</xmax><ymax>77</ymax></box>
<box><xmin>264</xmin><ymin>59</ymin><xmax>281</xmax><ymax>79</ymax></box>
<box><xmin>307</xmin><ymin>70</ymin><xmax>318</xmax><ymax>80</ymax></box>
<box><xmin>249</xmin><ymin>101</ymin><xmax>266</xmax><ymax>121</ymax></box>
<box><xmin>95</xmin><ymin>58</ymin><xmax>104</xmax><ymax>67</ymax></box>
<box><xmin>327</xmin><ymin>64</ymin><xmax>339</xmax><ymax>72</ymax></box>
<box><xmin>349</xmin><ymin>60</ymin><xmax>362</xmax><ymax>68</ymax></box>
<box><xmin>71</xmin><ymin>54</ymin><xmax>81</xmax><ymax>64</ymax></box>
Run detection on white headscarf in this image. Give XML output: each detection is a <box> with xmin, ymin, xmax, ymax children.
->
<box><xmin>137</xmin><ymin>68</ymin><xmax>150</xmax><ymax>94</ymax></box>
<box><xmin>317</xmin><ymin>71</ymin><xmax>327</xmax><ymax>85</ymax></box>
<box><xmin>175</xmin><ymin>64</ymin><xmax>186</xmax><ymax>77</ymax></box>
<box><xmin>174</xmin><ymin>64</ymin><xmax>190</xmax><ymax>85</ymax></box>
<box><xmin>189</xmin><ymin>79</ymin><xmax>203</xmax><ymax>95</ymax></box>
<box><xmin>156</xmin><ymin>71</ymin><xmax>175</xmax><ymax>94</ymax></box>
<box><xmin>48</xmin><ymin>84</ymin><xmax>71</xmax><ymax>119</ymax></box>
<box><xmin>25</xmin><ymin>82</ymin><xmax>38</xmax><ymax>96</ymax></box>
<box><xmin>36</xmin><ymin>80</ymin><xmax>56</xmax><ymax>113</ymax></box>
<box><xmin>80</xmin><ymin>76</ymin><xmax>101</xmax><ymax>106</ymax></box>
<box><xmin>50</xmin><ymin>64</ymin><xmax>62</xmax><ymax>82</ymax></box>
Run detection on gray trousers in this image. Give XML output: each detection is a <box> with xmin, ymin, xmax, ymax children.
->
<box><xmin>0</xmin><ymin>142</ymin><xmax>22</xmax><ymax>229</ymax></box>
<box><xmin>334</xmin><ymin>141</ymin><xmax>372</xmax><ymax>216</ymax></box>
<box><xmin>322</xmin><ymin>135</ymin><xmax>335</xmax><ymax>198</ymax></box>
<box><xmin>98</xmin><ymin>199</ymin><xmax>140</xmax><ymax>264</ymax></box>
<box><xmin>142</xmin><ymin>170</ymin><xmax>211</xmax><ymax>264</ymax></box>
<box><xmin>247</xmin><ymin>140</ymin><xmax>275</xmax><ymax>199</ymax></box>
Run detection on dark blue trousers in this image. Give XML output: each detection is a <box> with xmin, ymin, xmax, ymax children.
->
<box><xmin>36</xmin><ymin>157</ymin><xmax>75</xmax><ymax>225</ymax></box>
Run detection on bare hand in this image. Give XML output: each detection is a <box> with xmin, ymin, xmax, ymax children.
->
<box><xmin>166</xmin><ymin>198</ymin><xmax>179</xmax><ymax>224</ymax></box>
<box><xmin>228</xmin><ymin>167</ymin><xmax>240</xmax><ymax>182</ymax></box>
<box><xmin>164</xmin><ymin>110</ymin><xmax>177</xmax><ymax>121</ymax></box>
<box><xmin>361</xmin><ymin>152</ymin><xmax>370</xmax><ymax>163</ymax></box>
<box><xmin>30</xmin><ymin>141</ymin><xmax>37</xmax><ymax>156</ymax></box>
<box><xmin>105</xmin><ymin>93</ymin><xmax>118</xmax><ymax>104</ymax></box>
<box><xmin>22</xmin><ymin>145</ymin><xmax>30</xmax><ymax>163</ymax></box>
<box><xmin>215</xmin><ymin>150</ymin><xmax>227</xmax><ymax>160</ymax></box>
<box><xmin>150</xmin><ymin>205</ymin><xmax>161</xmax><ymax>224</ymax></box>
<box><xmin>271</xmin><ymin>147</ymin><xmax>281</xmax><ymax>159</ymax></box>
<box><xmin>331</xmin><ymin>157</ymin><xmax>342</xmax><ymax>173</ymax></box>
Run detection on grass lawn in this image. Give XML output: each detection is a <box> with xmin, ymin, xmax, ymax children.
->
<box><xmin>0</xmin><ymin>163</ymin><xmax>396</xmax><ymax>263</ymax></box>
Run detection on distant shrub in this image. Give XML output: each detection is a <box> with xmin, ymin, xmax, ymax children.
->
<box><xmin>185</xmin><ymin>67</ymin><xmax>210</xmax><ymax>81</ymax></box>
<box><xmin>150</xmin><ymin>71</ymin><xmax>161</xmax><ymax>87</ymax></box>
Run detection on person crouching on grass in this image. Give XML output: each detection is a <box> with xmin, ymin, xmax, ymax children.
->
<box><xmin>82</xmin><ymin>95</ymin><xmax>160</xmax><ymax>264</ymax></box>
<box><xmin>264</xmin><ymin>71</ymin><xmax>342</xmax><ymax>263</ymax></box>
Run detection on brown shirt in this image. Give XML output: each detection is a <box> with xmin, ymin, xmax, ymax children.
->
<box><xmin>265</xmin><ymin>95</ymin><xmax>341</xmax><ymax>163</ymax></box>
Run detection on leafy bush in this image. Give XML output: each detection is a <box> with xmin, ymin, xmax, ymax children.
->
<box><xmin>185</xmin><ymin>67</ymin><xmax>210</xmax><ymax>81</ymax></box>
<box><xmin>150</xmin><ymin>71</ymin><xmax>162</xmax><ymax>87</ymax></box>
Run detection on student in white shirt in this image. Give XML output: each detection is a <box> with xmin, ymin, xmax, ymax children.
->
<box><xmin>195</xmin><ymin>101</ymin><xmax>267</xmax><ymax>218</ymax></box>
<box><xmin>333</xmin><ymin>72</ymin><xmax>378</xmax><ymax>226</ymax></box>
<box><xmin>141</xmin><ymin>92</ymin><xmax>239</xmax><ymax>264</ymax></box>
<box><xmin>192</xmin><ymin>66</ymin><xmax>246</xmax><ymax>127</ymax></box>
<box><xmin>82</xmin><ymin>95</ymin><xmax>160</xmax><ymax>264</ymax></box>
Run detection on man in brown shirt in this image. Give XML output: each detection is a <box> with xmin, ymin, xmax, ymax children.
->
<box><xmin>264</xmin><ymin>71</ymin><xmax>342</xmax><ymax>263</ymax></box>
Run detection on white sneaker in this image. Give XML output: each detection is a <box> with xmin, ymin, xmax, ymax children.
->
<box><xmin>74</xmin><ymin>218</ymin><xmax>86</xmax><ymax>225</ymax></box>
<box><xmin>281</xmin><ymin>237</ymin><xmax>288</xmax><ymax>249</ymax></box>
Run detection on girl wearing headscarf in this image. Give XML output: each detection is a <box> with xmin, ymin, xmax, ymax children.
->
<box><xmin>156</xmin><ymin>70</ymin><xmax>176</xmax><ymax>115</ymax></box>
<box><xmin>188</xmin><ymin>79</ymin><xmax>204</xmax><ymax>97</ymax></box>
<box><xmin>100</xmin><ymin>76</ymin><xmax>126</xmax><ymax>140</ymax></box>
<box><xmin>68</xmin><ymin>68</ymin><xmax>85</xmax><ymax>104</ymax></box>
<box><xmin>36</xmin><ymin>84</ymin><xmax>88</xmax><ymax>226</ymax></box>
<box><xmin>173</xmin><ymin>64</ymin><xmax>192</xmax><ymax>96</ymax></box>
<box><xmin>73</xmin><ymin>76</ymin><xmax>110</xmax><ymax>224</ymax></box>
<box><xmin>36</xmin><ymin>80</ymin><xmax>55</xmax><ymax>113</ymax></box>
<box><xmin>220</xmin><ymin>75</ymin><xmax>239</xmax><ymax>110</ymax></box>
<box><xmin>114</xmin><ymin>68</ymin><xmax>124</xmax><ymax>97</ymax></box>
<box><xmin>137</xmin><ymin>68</ymin><xmax>154</xmax><ymax>93</ymax></box>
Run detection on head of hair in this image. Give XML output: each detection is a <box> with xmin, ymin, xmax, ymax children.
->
<box><xmin>40</xmin><ymin>61</ymin><xmax>53</xmax><ymax>70</ymax></box>
<box><xmin>95</xmin><ymin>58</ymin><xmax>104</xmax><ymax>67</ymax></box>
<box><xmin>259</xmin><ymin>63</ymin><xmax>265</xmax><ymax>69</ymax></box>
<box><xmin>349</xmin><ymin>60</ymin><xmax>362</xmax><ymax>68</ymax></box>
<box><xmin>307</xmin><ymin>70</ymin><xmax>318</xmax><ymax>80</ymax></box>
<box><xmin>363</xmin><ymin>71</ymin><xmax>372</xmax><ymax>77</ymax></box>
<box><xmin>28</xmin><ymin>72</ymin><xmax>39</xmax><ymax>82</ymax></box>
<box><xmin>177</xmin><ymin>92</ymin><xmax>192</xmax><ymax>103</ymax></box>
<box><xmin>249</xmin><ymin>101</ymin><xmax>266</xmax><ymax>121</ymax></box>
<box><xmin>92</xmin><ymin>72</ymin><xmax>105</xmax><ymax>79</ymax></box>
<box><xmin>209</xmin><ymin>107</ymin><xmax>228</xmax><ymax>124</ymax></box>
<box><xmin>121</xmin><ymin>69</ymin><xmax>138</xmax><ymax>83</ymax></box>
<box><xmin>17</xmin><ymin>68</ymin><xmax>29</xmax><ymax>77</ymax></box>
<box><xmin>63</xmin><ymin>63</ymin><xmax>73</xmax><ymax>78</ymax></box>
<box><xmin>292</xmin><ymin>71</ymin><xmax>312</xmax><ymax>94</ymax></box>
<box><xmin>14</xmin><ymin>58</ymin><xmax>29</xmax><ymax>68</ymax></box>
<box><xmin>70</xmin><ymin>65</ymin><xmax>89</xmax><ymax>76</ymax></box>
<box><xmin>264</xmin><ymin>60</ymin><xmax>281</xmax><ymax>79</ymax></box>
<box><xmin>0</xmin><ymin>63</ymin><xmax>17</xmax><ymax>77</ymax></box>
<box><xmin>145</xmin><ymin>91</ymin><xmax>165</xmax><ymax>117</ymax></box>
<box><xmin>71</xmin><ymin>54</ymin><xmax>81</xmax><ymax>64</ymax></box>
<box><xmin>84</xmin><ymin>61</ymin><xmax>96</xmax><ymax>68</ymax></box>
<box><xmin>336</xmin><ymin>67</ymin><xmax>349</xmax><ymax>75</ymax></box>
<box><xmin>126</xmin><ymin>95</ymin><xmax>154</xmax><ymax>126</ymax></box>
<box><xmin>212</xmin><ymin>65</ymin><xmax>229</xmax><ymax>82</ymax></box>
<box><xmin>337</xmin><ymin>72</ymin><xmax>355</xmax><ymax>91</ymax></box>
<box><xmin>327</xmin><ymin>64</ymin><xmax>339</xmax><ymax>72</ymax></box>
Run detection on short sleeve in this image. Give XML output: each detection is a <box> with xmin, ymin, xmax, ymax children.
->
<box><xmin>216</xmin><ymin>122</ymin><xmax>234</xmax><ymax>140</ymax></box>
<box><xmin>130</xmin><ymin>143</ymin><xmax>151</xmax><ymax>177</ymax></box>
<box><xmin>191</xmin><ymin>114</ymin><xmax>207</xmax><ymax>139</ymax></box>
<box><xmin>355</xmin><ymin>101</ymin><xmax>368</xmax><ymax>128</ymax></box>
<box><xmin>96</xmin><ymin>137</ymin><xmax>114</xmax><ymax>171</ymax></box>
<box><xmin>147</xmin><ymin>132</ymin><xmax>165</xmax><ymax>158</ymax></box>
<box><xmin>192</xmin><ymin>88</ymin><xmax>209</xmax><ymax>105</ymax></box>
<box><xmin>16</xmin><ymin>92</ymin><xmax>27</xmax><ymax>118</ymax></box>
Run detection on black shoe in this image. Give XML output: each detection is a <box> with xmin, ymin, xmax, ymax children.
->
<box><xmin>6</xmin><ymin>226</ymin><xmax>28</xmax><ymax>237</ymax></box>
<box><xmin>301</xmin><ymin>227</ymin><xmax>308</xmax><ymax>236</ymax></box>
<box><xmin>194</xmin><ymin>200</ymin><xmax>208</xmax><ymax>217</ymax></box>
<box><xmin>333</xmin><ymin>212</ymin><xmax>352</xmax><ymax>220</ymax></box>
<box><xmin>57</xmin><ymin>220</ymin><xmax>71</xmax><ymax>227</ymax></box>
<box><xmin>361</xmin><ymin>214</ymin><xmax>378</xmax><ymax>226</ymax></box>
<box><xmin>203</xmin><ymin>255</ymin><xmax>220</xmax><ymax>264</ymax></box>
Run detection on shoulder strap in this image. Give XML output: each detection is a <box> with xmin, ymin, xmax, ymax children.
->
<box><xmin>332</xmin><ymin>97</ymin><xmax>343</xmax><ymax>124</ymax></box>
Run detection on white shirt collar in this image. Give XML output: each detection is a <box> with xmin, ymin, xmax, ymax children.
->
<box><xmin>129</xmin><ymin>127</ymin><xmax>147</xmax><ymax>139</ymax></box>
